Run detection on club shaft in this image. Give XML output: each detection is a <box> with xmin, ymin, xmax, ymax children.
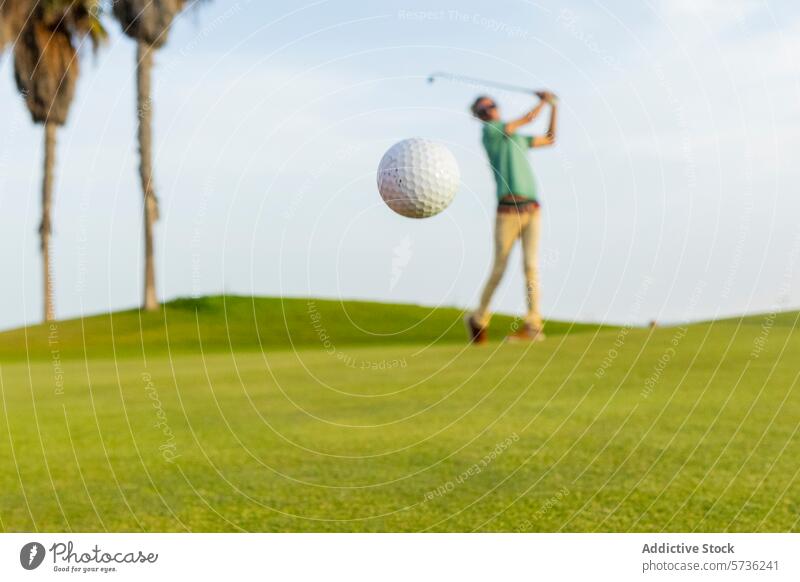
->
<box><xmin>429</xmin><ymin>72</ymin><xmax>539</xmax><ymax>95</ymax></box>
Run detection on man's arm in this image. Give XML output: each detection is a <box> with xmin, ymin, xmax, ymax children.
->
<box><xmin>503</xmin><ymin>99</ymin><xmax>546</xmax><ymax>135</ymax></box>
<box><xmin>531</xmin><ymin>95</ymin><xmax>558</xmax><ymax>148</ymax></box>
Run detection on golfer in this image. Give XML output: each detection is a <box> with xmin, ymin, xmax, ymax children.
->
<box><xmin>466</xmin><ymin>91</ymin><xmax>558</xmax><ymax>344</ymax></box>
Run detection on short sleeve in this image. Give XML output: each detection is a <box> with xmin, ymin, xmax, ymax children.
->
<box><xmin>483</xmin><ymin>120</ymin><xmax>506</xmax><ymax>140</ymax></box>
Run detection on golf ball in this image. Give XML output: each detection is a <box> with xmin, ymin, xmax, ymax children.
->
<box><xmin>377</xmin><ymin>138</ymin><xmax>460</xmax><ymax>219</ymax></box>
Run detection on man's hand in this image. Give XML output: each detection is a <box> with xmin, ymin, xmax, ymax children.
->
<box><xmin>536</xmin><ymin>90</ymin><xmax>559</xmax><ymax>105</ymax></box>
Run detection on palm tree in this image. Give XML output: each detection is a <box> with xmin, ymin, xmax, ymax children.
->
<box><xmin>112</xmin><ymin>0</ymin><xmax>196</xmax><ymax>312</ymax></box>
<box><xmin>12</xmin><ymin>0</ymin><xmax>105</xmax><ymax>322</ymax></box>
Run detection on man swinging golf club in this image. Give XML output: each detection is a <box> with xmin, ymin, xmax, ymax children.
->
<box><xmin>466</xmin><ymin>91</ymin><xmax>558</xmax><ymax>344</ymax></box>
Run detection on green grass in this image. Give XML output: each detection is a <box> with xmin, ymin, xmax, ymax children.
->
<box><xmin>0</xmin><ymin>296</ymin><xmax>797</xmax><ymax>532</ymax></box>
<box><xmin>0</xmin><ymin>295</ymin><xmax>607</xmax><ymax>362</ymax></box>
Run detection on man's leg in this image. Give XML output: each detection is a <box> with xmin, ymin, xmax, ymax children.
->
<box><xmin>521</xmin><ymin>208</ymin><xmax>544</xmax><ymax>331</ymax></box>
<box><xmin>472</xmin><ymin>212</ymin><xmax>521</xmax><ymax>328</ymax></box>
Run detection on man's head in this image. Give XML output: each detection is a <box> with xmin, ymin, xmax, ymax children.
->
<box><xmin>470</xmin><ymin>95</ymin><xmax>500</xmax><ymax>121</ymax></box>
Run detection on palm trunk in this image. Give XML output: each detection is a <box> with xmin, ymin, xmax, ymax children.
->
<box><xmin>41</xmin><ymin>121</ymin><xmax>57</xmax><ymax>322</ymax></box>
<box><xmin>137</xmin><ymin>40</ymin><xmax>159</xmax><ymax>311</ymax></box>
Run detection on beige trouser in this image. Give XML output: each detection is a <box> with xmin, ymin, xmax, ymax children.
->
<box><xmin>472</xmin><ymin>208</ymin><xmax>542</xmax><ymax>330</ymax></box>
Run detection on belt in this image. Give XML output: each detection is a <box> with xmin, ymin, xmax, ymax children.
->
<box><xmin>497</xmin><ymin>195</ymin><xmax>540</xmax><ymax>214</ymax></box>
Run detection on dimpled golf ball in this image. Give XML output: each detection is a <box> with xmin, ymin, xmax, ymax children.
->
<box><xmin>377</xmin><ymin>138</ymin><xmax>460</xmax><ymax>219</ymax></box>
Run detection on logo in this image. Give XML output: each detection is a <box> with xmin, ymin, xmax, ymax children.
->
<box><xmin>20</xmin><ymin>542</ymin><xmax>46</xmax><ymax>570</ymax></box>
<box><xmin>390</xmin><ymin>235</ymin><xmax>413</xmax><ymax>291</ymax></box>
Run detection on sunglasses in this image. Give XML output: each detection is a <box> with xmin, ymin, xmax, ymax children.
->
<box><xmin>476</xmin><ymin>103</ymin><xmax>497</xmax><ymax>116</ymax></box>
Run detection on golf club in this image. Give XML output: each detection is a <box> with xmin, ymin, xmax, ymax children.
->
<box><xmin>427</xmin><ymin>71</ymin><xmax>544</xmax><ymax>96</ymax></box>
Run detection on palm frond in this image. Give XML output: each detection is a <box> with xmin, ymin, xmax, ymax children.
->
<box><xmin>12</xmin><ymin>0</ymin><xmax>108</xmax><ymax>125</ymax></box>
<box><xmin>112</xmin><ymin>0</ymin><xmax>189</xmax><ymax>47</ymax></box>
<box><xmin>1</xmin><ymin>0</ymin><xmax>35</xmax><ymax>53</ymax></box>
<box><xmin>40</xmin><ymin>0</ymin><xmax>107</xmax><ymax>50</ymax></box>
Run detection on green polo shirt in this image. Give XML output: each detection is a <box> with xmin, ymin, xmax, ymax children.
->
<box><xmin>481</xmin><ymin>120</ymin><xmax>538</xmax><ymax>202</ymax></box>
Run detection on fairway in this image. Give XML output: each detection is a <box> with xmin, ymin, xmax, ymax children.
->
<box><xmin>0</xmin><ymin>297</ymin><xmax>797</xmax><ymax>532</ymax></box>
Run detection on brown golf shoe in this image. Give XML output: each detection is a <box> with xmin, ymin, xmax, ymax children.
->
<box><xmin>465</xmin><ymin>315</ymin><xmax>488</xmax><ymax>345</ymax></box>
<box><xmin>505</xmin><ymin>324</ymin><xmax>546</xmax><ymax>343</ymax></box>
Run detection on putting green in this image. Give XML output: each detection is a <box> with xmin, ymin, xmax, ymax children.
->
<box><xmin>0</xmin><ymin>297</ymin><xmax>797</xmax><ymax>532</ymax></box>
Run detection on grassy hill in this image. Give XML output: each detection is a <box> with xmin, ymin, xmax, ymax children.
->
<box><xmin>0</xmin><ymin>295</ymin><xmax>612</xmax><ymax>361</ymax></box>
<box><xmin>0</xmin><ymin>296</ymin><xmax>797</xmax><ymax>533</ymax></box>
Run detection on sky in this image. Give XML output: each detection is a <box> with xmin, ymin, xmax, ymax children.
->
<box><xmin>0</xmin><ymin>0</ymin><xmax>799</xmax><ymax>331</ymax></box>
